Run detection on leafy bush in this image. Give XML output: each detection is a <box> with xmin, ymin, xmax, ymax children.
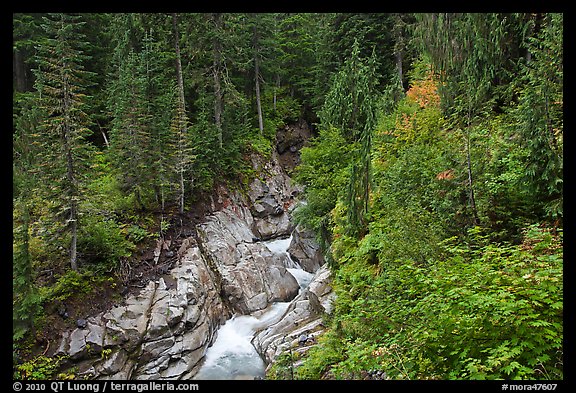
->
<box><xmin>293</xmin><ymin>125</ymin><xmax>354</xmax><ymax>254</ymax></box>
<box><xmin>39</xmin><ymin>270</ymin><xmax>92</xmax><ymax>303</ymax></box>
<box><xmin>300</xmin><ymin>224</ymin><xmax>563</xmax><ymax>380</ymax></box>
<box><xmin>125</xmin><ymin>224</ymin><xmax>152</xmax><ymax>244</ymax></box>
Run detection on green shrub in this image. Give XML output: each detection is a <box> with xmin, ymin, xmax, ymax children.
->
<box><xmin>301</xmin><ymin>224</ymin><xmax>563</xmax><ymax>380</ymax></box>
<box><xmin>77</xmin><ymin>214</ymin><xmax>135</xmax><ymax>267</ymax></box>
<box><xmin>126</xmin><ymin>224</ymin><xmax>152</xmax><ymax>243</ymax></box>
<box><xmin>13</xmin><ymin>355</ymin><xmax>67</xmax><ymax>380</ymax></box>
<box><xmin>39</xmin><ymin>270</ymin><xmax>91</xmax><ymax>303</ymax></box>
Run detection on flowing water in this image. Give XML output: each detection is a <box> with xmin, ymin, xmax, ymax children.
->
<box><xmin>193</xmin><ymin>235</ymin><xmax>314</xmax><ymax>380</ymax></box>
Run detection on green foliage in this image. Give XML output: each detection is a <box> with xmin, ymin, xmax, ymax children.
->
<box><xmin>511</xmin><ymin>13</ymin><xmax>563</xmax><ymax>222</ymax></box>
<box><xmin>266</xmin><ymin>349</ymin><xmax>297</xmax><ymax>380</ymax></box>
<box><xmin>14</xmin><ymin>355</ymin><xmax>68</xmax><ymax>380</ymax></box>
<box><xmin>12</xmin><ymin>206</ymin><xmax>42</xmax><ymax>342</ymax></box>
<box><xmin>293</xmin><ymin>125</ymin><xmax>353</xmax><ymax>261</ymax></box>
<box><xmin>13</xmin><ymin>13</ymin><xmax>563</xmax><ymax>381</ymax></box>
<box><xmin>39</xmin><ymin>270</ymin><xmax>93</xmax><ymax>303</ymax></box>
<box><xmin>318</xmin><ymin>40</ymin><xmax>381</xmax><ymax>237</ymax></box>
<box><xmin>301</xmin><ymin>224</ymin><xmax>562</xmax><ymax>380</ymax></box>
<box><xmin>295</xmin><ymin>330</ymin><xmax>347</xmax><ymax>380</ymax></box>
<box><xmin>77</xmin><ymin>214</ymin><xmax>135</xmax><ymax>267</ymax></box>
<box><xmin>126</xmin><ymin>224</ymin><xmax>152</xmax><ymax>244</ymax></box>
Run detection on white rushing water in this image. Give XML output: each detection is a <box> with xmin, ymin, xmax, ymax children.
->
<box><xmin>193</xmin><ymin>235</ymin><xmax>314</xmax><ymax>380</ymax></box>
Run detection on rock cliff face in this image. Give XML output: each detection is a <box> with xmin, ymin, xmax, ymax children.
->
<box><xmin>51</xmin><ymin>243</ymin><xmax>229</xmax><ymax>379</ymax></box>
<box><xmin>196</xmin><ymin>203</ymin><xmax>300</xmax><ymax>315</ymax></box>
<box><xmin>50</xmin><ymin>141</ymin><xmax>332</xmax><ymax>380</ymax></box>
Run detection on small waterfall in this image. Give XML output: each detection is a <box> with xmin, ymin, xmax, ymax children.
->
<box><xmin>194</xmin><ymin>234</ymin><xmax>314</xmax><ymax>380</ymax></box>
<box><xmin>264</xmin><ymin>235</ymin><xmax>299</xmax><ymax>268</ymax></box>
<box><xmin>193</xmin><ymin>302</ymin><xmax>291</xmax><ymax>380</ymax></box>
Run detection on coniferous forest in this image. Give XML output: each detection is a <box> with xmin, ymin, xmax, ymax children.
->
<box><xmin>13</xmin><ymin>13</ymin><xmax>562</xmax><ymax>381</ymax></box>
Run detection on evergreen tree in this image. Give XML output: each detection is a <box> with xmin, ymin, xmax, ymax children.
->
<box><xmin>513</xmin><ymin>13</ymin><xmax>563</xmax><ymax>221</ymax></box>
<box><xmin>167</xmin><ymin>87</ymin><xmax>194</xmax><ymax>214</ymax></box>
<box><xmin>106</xmin><ymin>16</ymin><xmax>175</xmax><ymax>211</ymax></box>
<box><xmin>319</xmin><ymin>40</ymin><xmax>380</xmax><ymax>237</ymax></box>
<box><xmin>415</xmin><ymin>13</ymin><xmax>514</xmax><ymax>226</ymax></box>
<box><xmin>170</xmin><ymin>13</ymin><xmax>194</xmax><ymax>214</ymax></box>
<box><xmin>107</xmin><ymin>47</ymin><xmax>152</xmax><ymax>209</ymax></box>
<box><xmin>13</xmin><ymin>97</ymin><xmax>43</xmax><ymax>341</ymax></box>
<box><xmin>276</xmin><ymin>13</ymin><xmax>320</xmax><ymax>103</ymax></box>
<box><xmin>32</xmin><ymin>13</ymin><xmax>94</xmax><ymax>271</ymax></box>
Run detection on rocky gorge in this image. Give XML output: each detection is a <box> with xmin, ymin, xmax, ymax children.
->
<box><xmin>47</xmin><ymin>122</ymin><xmax>334</xmax><ymax>380</ymax></box>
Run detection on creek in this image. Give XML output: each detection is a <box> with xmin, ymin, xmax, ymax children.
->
<box><xmin>193</xmin><ymin>235</ymin><xmax>314</xmax><ymax>380</ymax></box>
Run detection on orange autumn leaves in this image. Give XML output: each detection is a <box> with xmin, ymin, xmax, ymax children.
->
<box><xmin>374</xmin><ymin>68</ymin><xmax>451</xmax><ymax>180</ymax></box>
<box><xmin>379</xmin><ymin>68</ymin><xmax>441</xmax><ymax>145</ymax></box>
<box><xmin>405</xmin><ymin>71</ymin><xmax>441</xmax><ymax>109</ymax></box>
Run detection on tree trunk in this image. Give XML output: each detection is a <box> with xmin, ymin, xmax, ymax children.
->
<box><xmin>465</xmin><ymin>109</ymin><xmax>480</xmax><ymax>226</ymax></box>
<box><xmin>173</xmin><ymin>13</ymin><xmax>187</xmax><ymax>214</ymax></box>
<box><xmin>62</xmin><ymin>67</ymin><xmax>80</xmax><ymax>271</ymax></box>
<box><xmin>395</xmin><ymin>49</ymin><xmax>404</xmax><ymax>90</ymax></box>
<box><xmin>255</xmin><ymin>53</ymin><xmax>264</xmax><ymax>134</ymax></box>
<box><xmin>172</xmin><ymin>13</ymin><xmax>186</xmax><ymax>112</ymax></box>
<box><xmin>65</xmin><ymin>140</ymin><xmax>79</xmax><ymax>271</ymax></box>
<box><xmin>179</xmin><ymin>168</ymin><xmax>185</xmax><ymax>215</ymax></box>
<box><xmin>69</xmin><ymin>203</ymin><xmax>78</xmax><ymax>271</ymax></box>
<box><xmin>273</xmin><ymin>74</ymin><xmax>280</xmax><ymax>111</ymax></box>
<box><xmin>212</xmin><ymin>13</ymin><xmax>223</xmax><ymax>149</ymax></box>
<box><xmin>253</xmin><ymin>21</ymin><xmax>264</xmax><ymax>134</ymax></box>
<box><xmin>64</xmin><ymin>128</ymin><xmax>79</xmax><ymax>271</ymax></box>
<box><xmin>21</xmin><ymin>201</ymin><xmax>37</xmax><ymax>336</ymax></box>
<box><xmin>13</xmin><ymin>49</ymin><xmax>28</xmax><ymax>92</ymax></box>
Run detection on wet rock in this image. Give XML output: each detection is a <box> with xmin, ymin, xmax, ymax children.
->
<box><xmin>97</xmin><ymin>349</ymin><xmax>128</xmax><ymax>376</ymax></box>
<box><xmin>247</xmin><ymin>151</ymin><xmax>301</xmax><ymax>240</ymax></box>
<box><xmin>252</xmin><ymin>264</ymin><xmax>334</xmax><ymax>365</ymax></box>
<box><xmin>197</xmin><ymin>207</ymin><xmax>300</xmax><ymax>314</ymax></box>
<box><xmin>68</xmin><ymin>328</ymin><xmax>89</xmax><ymax>359</ymax></box>
<box><xmin>50</xmin><ymin>141</ymin><xmax>316</xmax><ymax>380</ymax></box>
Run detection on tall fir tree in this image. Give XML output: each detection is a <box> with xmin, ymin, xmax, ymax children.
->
<box><xmin>415</xmin><ymin>13</ymin><xmax>513</xmax><ymax>226</ymax></box>
<box><xmin>320</xmin><ymin>40</ymin><xmax>380</xmax><ymax>237</ymax></box>
<box><xmin>513</xmin><ymin>13</ymin><xmax>563</xmax><ymax>221</ymax></box>
<box><xmin>13</xmin><ymin>96</ymin><xmax>44</xmax><ymax>341</ymax></box>
<box><xmin>32</xmin><ymin>13</ymin><xmax>94</xmax><ymax>271</ymax></box>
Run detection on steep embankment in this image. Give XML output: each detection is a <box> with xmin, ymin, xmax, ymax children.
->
<box><xmin>47</xmin><ymin>120</ymin><xmax>333</xmax><ymax>379</ymax></box>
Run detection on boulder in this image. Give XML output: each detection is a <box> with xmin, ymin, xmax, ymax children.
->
<box><xmin>287</xmin><ymin>225</ymin><xmax>323</xmax><ymax>273</ymax></box>
<box><xmin>247</xmin><ymin>151</ymin><xmax>301</xmax><ymax>240</ymax></box>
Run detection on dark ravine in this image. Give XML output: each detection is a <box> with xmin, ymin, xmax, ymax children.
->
<box><xmin>49</xmin><ymin>125</ymin><xmax>333</xmax><ymax>380</ymax></box>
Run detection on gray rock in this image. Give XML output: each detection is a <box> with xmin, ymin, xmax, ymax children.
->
<box><xmin>197</xmin><ymin>206</ymin><xmax>299</xmax><ymax>314</ymax></box>
<box><xmin>252</xmin><ymin>264</ymin><xmax>333</xmax><ymax>365</ymax></box>
<box><xmin>68</xmin><ymin>328</ymin><xmax>88</xmax><ymax>360</ymax></box>
<box><xmin>51</xmin><ymin>148</ymin><xmax>319</xmax><ymax>380</ymax></box>
<box><xmin>85</xmin><ymin>322</ymin><xmax>105</xmax><ymax>352</ymax></box>
<box><xmin>97</xmin><ymin>349</ymin><xmax>128</xmax><ymax>376</ymax></box>
<box><xmin>288</xmin><ymin>225</ymin><xmax>323</xmax><ymax>273</ymax></box>
<box><xmin>76</xmin><ymin>319</ymin><xmax>88</xmax><ymax>329</ymax></box>
<box><xmin>56</xmin><ymin>241</ymin><xmax>228</xmax><ymax>380</ymax></box>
